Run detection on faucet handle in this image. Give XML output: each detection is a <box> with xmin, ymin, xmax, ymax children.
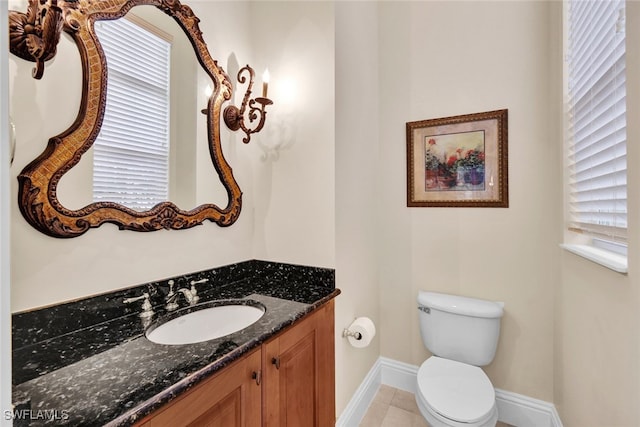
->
<box><xmin>189</xmin><ymin>278</ymin><xmax>207</xmax><ymax>304</ymax></box>
<box><xmin>165</xmin><ymin>280</ymin><xmax>179</xmax><ymax>311</ymax></box>
<box><xmin>124</xmin><ymin>292</ymin><xmax>154</xmax><ymax>318</ymax></box>
<box><xmin>123</xmin><ymin>292</ymin><xmax>148</xmax><ymax>304</ymax></box>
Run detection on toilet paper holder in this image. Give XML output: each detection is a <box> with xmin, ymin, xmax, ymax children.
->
<box><xmin>342</xmin><ymin>328</ymin><xmax>363</xmax><ymax>341</ymax></box>
<box><xmin>343</xmin><ymin>317</ymin><xmax>376</xmax><ymax>348</ymax></box>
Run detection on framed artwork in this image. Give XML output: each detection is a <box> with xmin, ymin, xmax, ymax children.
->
<box><xmin>406</xmin><ymin>109</ymin><xmax>508</xmax><ymax>207</ymax></box>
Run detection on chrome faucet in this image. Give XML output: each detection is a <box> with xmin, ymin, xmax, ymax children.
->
<box><xmin>124</xmin><ymin>292</ymin><xmax>154</xmax><ymax>318</ymax></box>
<box><xmin>165</xmin><ymin>279</ymin><xmax>206</xmax><ymax>311</ymax></box>
<box><xmin>177</xmin><ymin>287</ymin><xmax>197</xmax><ymax>304</ymax></box>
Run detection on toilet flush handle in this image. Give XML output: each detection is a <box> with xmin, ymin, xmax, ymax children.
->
<box><xmin>418</xmin><ymin>306</ymin><xmax>430</xmax><ymax>314</ymax></box>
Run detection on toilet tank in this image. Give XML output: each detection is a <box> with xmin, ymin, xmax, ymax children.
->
<box><xmin>417</xmin><ymin>291</ymin><xmax>504</xmax><ymax>366</ymax></box>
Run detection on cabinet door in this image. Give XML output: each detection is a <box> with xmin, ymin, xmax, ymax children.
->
<box><xmin>263</xmin><ymin>300</ymin><xmax>335</xmax><ymax>427</ymax></box>
<box><xmin>138</xmin><ymin>348</ymin><xmax>262</xmax><ymax>427</ymax></box>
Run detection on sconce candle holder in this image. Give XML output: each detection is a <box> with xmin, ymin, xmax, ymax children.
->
<box><xmin>8</xmin><ymin>0</ymin><xmax>70</xmax><ymax>80</ymax></box>
<box><xmin>224</xmin><ymin>65</ymin><xmax>273</xmax><ymax>144</ymax></box>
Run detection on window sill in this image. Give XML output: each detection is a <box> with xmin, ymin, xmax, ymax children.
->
<box><xmin>560</xmin><ymin>243</ymin><xmax>628</xmax><ymax>274</ymax></box>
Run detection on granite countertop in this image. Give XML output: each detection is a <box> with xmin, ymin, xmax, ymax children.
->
<box><xmin>11</xmin><ymin>260</ymin><xmax>339</xmax><ymax>426</ymax></box>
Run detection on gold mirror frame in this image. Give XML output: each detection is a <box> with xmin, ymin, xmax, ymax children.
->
<box><xmin>9</xmin><ymin>0</ymin><xmax>243</xmax><ymax>238</ymax></box>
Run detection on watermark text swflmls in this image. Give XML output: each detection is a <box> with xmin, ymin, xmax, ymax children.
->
<box><xmin>4</xmin><ymin>409</ymin><xmax>70</xmax><ymax>421</ymax></box>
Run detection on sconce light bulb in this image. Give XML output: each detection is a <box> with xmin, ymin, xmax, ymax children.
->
<box><xmin>205</xmin><ymin>84</ymin><xmax>213</xmax><ymax>98</ymax></box>
<box><xmin>262</xmin><ymin>69</ymin><xmax>270</xmax><ymax>98</ymax></box>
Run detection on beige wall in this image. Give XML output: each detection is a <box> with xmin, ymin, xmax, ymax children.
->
<box><xmin>334</xmin><ymin>1</ymin><xmax>381</xmax><ymax>416</ymax></box>
<box><xmin>374</xmin><ymin>0</ymin><xmax>559</xmax><ymax>402</ymax></box>
<box><xmin>333</xmin><ymin>0</ymin><xmax>562</xmax><ymax>415</ymax></box>
<box><xmin>248</xmin><ymin>1</ymin><xmax>335</xmax><ymax>268</ymax></box>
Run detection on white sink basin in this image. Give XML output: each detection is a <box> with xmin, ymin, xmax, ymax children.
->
<box><xmin>146</xmin><ymin>303</ymin><xmax>265</xmax><ymax>345</ymax></box>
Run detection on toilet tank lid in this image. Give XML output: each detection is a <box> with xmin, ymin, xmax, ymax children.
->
<box><xmin>417</xmin><ymin>291</ymin><xmax>504</xmax><ymax>318</ymax></box>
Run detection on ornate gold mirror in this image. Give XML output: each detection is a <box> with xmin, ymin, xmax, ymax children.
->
<box><xmin>9</xmin><ymin>0</ymin><xmax>271</xmax><ymax>238</ymax></box>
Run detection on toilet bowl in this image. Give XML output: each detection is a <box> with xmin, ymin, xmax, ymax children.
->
<box><xmin>415</xmin><ymin>292</ymin><xmax>504</xmax><ymax>427</ymax></box>
<box><xmin>416</xmin><ymin>356</ymin><xmax>498</xmax><ymax>427</ymax></box>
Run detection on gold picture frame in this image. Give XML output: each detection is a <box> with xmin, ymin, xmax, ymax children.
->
<box><xmin>406</xmin><ymin>109</ymin><xmax>508</xmax><ymax>207</ymax></box>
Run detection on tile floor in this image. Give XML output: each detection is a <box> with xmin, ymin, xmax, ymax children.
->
<box><xmin>359</xmin><ymin>385</ymin><xmax>512</xmax><ymax>427</ymax></box>
<box><xmin>359</xmin><ymin>385</ymin><xmax>427</xmax><ymax>427</ymax></box>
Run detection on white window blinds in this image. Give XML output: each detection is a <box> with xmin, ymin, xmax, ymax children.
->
<box><xmin>93</xmin><ymin>17</ymin><xmax>171</xmax><ymax>211</ymax></box>
<box><xmin>566</xmin><ymin>0</ymin><xmax>627</xmax><ymax>243</ymax></box>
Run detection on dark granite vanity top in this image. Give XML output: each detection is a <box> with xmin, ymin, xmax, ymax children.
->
<box><xmin>11</xmin><ymin>260</ymin><xmax>339</xmax><ymax>426</ymax></box>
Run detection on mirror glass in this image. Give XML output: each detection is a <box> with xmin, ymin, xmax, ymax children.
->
<box><xmin>57</xmin><ymin>5</ymin><xmax>226</xmax><ymax>212</ymax></box>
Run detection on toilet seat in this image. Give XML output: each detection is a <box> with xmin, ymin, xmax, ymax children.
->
<box><xmin>416</xmin><ymin>356</ymin><xmax>496</xmax><ymax>426</ymax></box>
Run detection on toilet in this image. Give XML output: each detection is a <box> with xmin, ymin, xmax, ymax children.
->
<box><xmin>416</xmin><ymin>291</ymin><xmax>504</xmax><ymax>427</ymax></box>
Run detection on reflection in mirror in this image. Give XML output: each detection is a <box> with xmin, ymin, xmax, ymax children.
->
<box><xmin>57</xmin><ymin>6</ymin><xmax>225</xmax><ymax>212</ymax></box>
<box><xmin>94</xmin><ymin>13</ymin><xmax>173</xmax><ymax>212</ymax></box>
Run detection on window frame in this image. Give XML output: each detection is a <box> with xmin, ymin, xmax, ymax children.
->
<box><xmin>562</xmin><ymin>0</ymin><xmax>628</xmax><ymax>273</ymax></box>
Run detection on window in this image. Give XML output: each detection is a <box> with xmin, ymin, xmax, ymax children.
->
<box><xmin>563</xmin><ymin>0</ymin><xmax>627</xmax><ymax>272</ymax></box>
<box><xmin>565</xmin><ymin>0</ymin><xmax>627</xmax><ymax>243</ymax></box>
<box><xmin>93</xmin><ymin>16</ymin><xmax>171</xmax><ymax>211</ymax></box>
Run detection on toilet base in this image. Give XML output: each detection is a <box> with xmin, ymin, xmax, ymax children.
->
<box><xmin>415</xmin><ymin>387</ymin><xmax>498</xmax><ymax>427</ymax></box>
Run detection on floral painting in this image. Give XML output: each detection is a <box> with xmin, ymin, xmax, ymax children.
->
<box><xmin>424</xmin><ymin>131</ymin><xmax>486</xmax><ymax>191</ymax></box>
<box><xmin>406</xmin><ymin>109</ymin><xmax>508</xmax><ymax>207</ymax></box>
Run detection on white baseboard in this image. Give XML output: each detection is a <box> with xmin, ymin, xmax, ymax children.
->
<box><xmin>335</xmin><ymin>358</ymin><xmax>382</xmax><ymax>427</ymax></box>
<box><xmin>336</xmin><ymin>357</ymin><xmax>563</xmax><ymax>427</ymax></box>
<box><xmin>378</xmin><ymin>357</ymin><xmax>418</xmax><ymax>394</ymax></box>
<box><xmin>495</xmin><ymin>389</ymin><xmax>563</xmax><ymax>427</ymax></box>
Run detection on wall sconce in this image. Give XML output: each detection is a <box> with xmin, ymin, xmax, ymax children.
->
<box><xmin>8</xmin><ymin>0</ymin><xmax>66</xmax><ymax>79</ymax></box>
<box><xmin>223</xmin><ymin>65</ymin><xmax>273</xmax><ymax>144</ymax></box>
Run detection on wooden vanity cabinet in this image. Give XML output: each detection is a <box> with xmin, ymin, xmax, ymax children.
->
<box><xmin>135</xmin><ymin>300</ymin><xmax>335</xmax><ymax>427</ymax></box>
<box><xmin>138</xmin><ymin>348</ymin><xmax>262</xmax><ymax>427</ymax></box>
<box><xmin>263</xmin><ymin>299</ymin><xmax>335</xmax><ymax>427</ymax></box>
